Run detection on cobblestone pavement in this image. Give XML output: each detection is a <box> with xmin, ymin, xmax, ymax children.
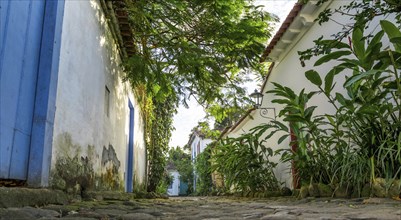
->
<box><xmin>1</xmin><ymin>196</ymin><xmax>401</xmax><ymax>220</ymax></box>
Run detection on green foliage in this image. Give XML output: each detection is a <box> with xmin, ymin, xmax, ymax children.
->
<box><xmin>146</xmin><ymin>94</ymin><xmax>178</xmax><ymax>192</ymax></box>
<box><xmin>265</xmin><ymin>84</ymin><xmax>334</xmax><ymax>185</ymax></box>
<box><xmin>260</xmin><ymin>19</ymin><xmax>401</xmax><ymax>195</ymax></box>
<box><xmin>155</xmin><ymin>171</ymin><xmax>174</xmax><ymax>195</ymax></box>
<box><xmin>298</xmin><ymin>0</ymin><xmax>401</xmax><ymax>64</ymax></box>
<box><xmin>212</xmin><ymin>130</ymin><xmax>280</xmax><ymax>194</ymax></box>
<box><xmin>195</xmin><ymin>145</ymin><xmax>214</xmax><ymax>195</ymax></box>
<box><xmin>167</xmin><ymin>146</ymin><xmax>194</xmax><ymax>194</ymax></box>
<box><xmin>206</xmin><ymin>87</ymin><xmax>254</xmax><ymax>129</ymax></box>
<box><xmin>191</xmin><ymin>121</ymin><xmax>221</xmax><ymax>140</ymax></box>
<box><xmin>122</xmin><ymin>0</ymin><xmax>277</xmax><ymax>107</ymax></box>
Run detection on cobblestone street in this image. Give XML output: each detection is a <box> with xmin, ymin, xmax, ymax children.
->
<box><xmin>1</xmin><ymin>196</ymin><xmax>401</xmax><ymax>220</ymax></box>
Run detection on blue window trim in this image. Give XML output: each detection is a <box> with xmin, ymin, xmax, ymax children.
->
<box><xmin>27</xmin><ymin>0</ymin><xmax>65</xmax><ymax>187</ymax></box>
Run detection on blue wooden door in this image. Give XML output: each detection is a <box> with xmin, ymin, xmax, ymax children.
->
<box><xmin>179</xmin><ymin>182</ymin><xmax>188</xmax><ymax>196</ymax></box>
<box><xmin>0</xmin><ymin>0</ymin><xmax>46</xmax><ymax>180</ymax></box>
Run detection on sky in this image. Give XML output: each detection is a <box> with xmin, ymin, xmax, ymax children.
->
<box><xmin>169</xmin><ymin>0</ymin><xmax>297</xmax><ymax>148</ymax></box>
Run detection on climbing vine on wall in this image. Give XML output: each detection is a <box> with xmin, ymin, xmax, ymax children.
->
<box><xmin>144</xmin><ymin>91</ymin><xmax>178</xmax><ymax>192</ymax></box>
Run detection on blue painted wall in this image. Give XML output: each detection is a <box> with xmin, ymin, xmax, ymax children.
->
<box><xmin>0</xmin><ymin>0</ymin><xmax>65</xmax><ymax>186</ymax></box>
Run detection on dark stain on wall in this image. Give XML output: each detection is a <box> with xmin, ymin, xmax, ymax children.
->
<box><xmin>100</xmin><ymin>144</ymin><xmax>122</xmax><ymax>190</ymax></box>
<box><xmin>101</xmin><ymin>144</ymin><xmax>120</xmax><ymax>169</ymax></box>
<box><xmin>51</xmin><ymin>133</ymin><xmax>123</xmax><ymax>194</ymax></box>
<box><xmin>50</xmin><ymin>133</ymin><xmax>96</xmax><ymax>196</ymax></box>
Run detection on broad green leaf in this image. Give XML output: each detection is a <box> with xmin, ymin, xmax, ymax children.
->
<box><xmin>283</xmin><ymin>115</ymin><xmax>305</xmax><ymax>122</ymax></box>
<box><xmin>266</xmin><ymin>148</ymin><xmax>273</xmax><ymax>157</ymax></box>
<box><xmin>320</xmin><ymin>40</ymin><xmax>350</xmax><ymax>49</ymax></box>
<box><xmin>305</xmin><ymin>70</ymin><xmax>322</xmax><ymax>87</ymax></box>
<box><xmin>324</xmin><ymin>66</ymin><xmax>344</xmax><ymax>94</ymax></box>
<box><xmin>314</xmin><ymin>50</ymin><xmax>352</xmax><ymax>66</ymax></box>
<box><xmin>335</xmin><ymin>93</ymin><xmax>348</xmax><ymax>106</ymax></box>
<box><xmin>344</xmin><ymin>70</ymin><xmax>381</xmax><ymax>87</ymax></box>
<box><xmin>271</xmin><ymin>120</ymin><xmax>289</xmax><ymax>132</ymax></box>
<box><xmin>352</xmin><ymin>26</ymin><xmax>365</xmax><ymax>60</ymax></box>
<box><xmin>272</xmin><ymin>99</ymin><xmax>293</xmax><ymax>105</ymax></box>
<box><xmin>357</xmin><ymin>105</ymin><xmax>377</xmax><ymax>114</ymax></box>
<box><xmin>304</xmin><ymin>106</ymin><xmax>317</xmax><ymax>119</ymax></box>
<box><xmin>390</xmin><ymin>37</ymin><xmax>401</xmax><ymax>46</ymax></box>
<box><xmin>366</xmin><ymin>31</ymin><xmax>384</xmax><ymax>55</ymax></box>
<box><xmin>380</xmin><ymin>20</ymin><xmax>401</xmax><ymax>51</ymax></box>
<box><xmin>326</xmin><ymin>115</ymin><xmax>335</xmax><ymax>126</ymax></box>
<box><xmin>278</xmin><ymin>134</ymin><xmax>289</xmax><ymax>145</ymax></box>
<box><xmin>383</xmin><ymin>81</ymin><xmax>400</xmax><ymax>90</ymax></box>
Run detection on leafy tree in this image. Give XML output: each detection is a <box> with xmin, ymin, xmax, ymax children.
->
<box><xmin>122</xmin><ymin>0</ymin><xmax>277</xmax><ymax>105</ymax></box>
<box><xmin>191</xmin><ymin>121</ymin><xmax>221</xmax><ymax>140</ymax></box>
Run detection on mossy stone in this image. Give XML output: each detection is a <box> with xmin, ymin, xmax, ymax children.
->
<box><xmin>334</xmin><ymin>184</ymin><xmax>351</xmax><ymax>198</ymax></box>
<box><xmin>292</xmin><ymin>189</ymin><xmax>300</xmax><ymax>198</ymax></box>
<box><xmin>281</xmin><ymin>187</ymin><xmax>292</xmax><ymax>196</ymax></box>
<box><xmin>387</xmin><ymin>179</ymin><xmax>400</xmax><ymax>198</ymax></box>
<box><xmin>299</xmin><ymin>186</ymin><xmax>309</xmax><ymax>199</ymax></box>
<box><xmin>361</xmin><ymin>183</ymin><xmax>372</xmax><ymax>197</ymax></box>
<box><xmin>308</xmin><ymin>183</ymin><xmax>320</xmax><ymax>197</ymax></box>
<box><xmin>372</xmin><ymin>178</ymin><xmax>386</xmax><ymax>198</ymax></box>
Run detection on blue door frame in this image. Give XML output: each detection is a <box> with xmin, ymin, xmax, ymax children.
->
<box><xmin>0</xmin><ymin>0</ymin><xmax>65</xmax><ymax>187</ymax></box>
<box><xmin>126</xmin><ymin>100</ymin><xmax>135</xmax><ymax>192</ymax></box>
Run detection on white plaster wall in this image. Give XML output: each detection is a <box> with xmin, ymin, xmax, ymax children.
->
<box><xmin>190</xmin><ymin>135</ymin><xmax>212</xmax><ymax>160</ymax></box>
<box><xmin>167</xmin><ymin>170</ymin><xmax>180</xmax><ymax>196</ymax></box>
<box><xmin>225</xmin><ymin>0</ymin><xmax>395</xmax><ymax>188</ymax></box>
<box><xmin>52</xmin><ymin>0</ymin><xmax>146</xmax><ymax>190</ymax></box>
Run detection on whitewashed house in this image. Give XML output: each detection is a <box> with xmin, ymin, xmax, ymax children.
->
<box><xmin>221</xmin><ymin>0</ymin><xmax>396</xmax><ymax>189</ymax></box>
<box><xmin>1</xmin><ymin>0</ymin><xmax>146</xmax><ymax>192</ymax></box>
<box><xmin>187</xmin><ymin>130</ymin><xmax>212</xmax><ymax>191</ymax></box>
<box><xmin>167</xmin><ymin>163</ymin><xmax>180</xmax><ymax>196</ymax></box>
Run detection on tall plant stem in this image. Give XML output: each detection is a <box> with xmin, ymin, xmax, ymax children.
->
<box><xmin>388</xmin><ymin>50</ymin><xmax>401</xmax><ymax>119</ymax></box>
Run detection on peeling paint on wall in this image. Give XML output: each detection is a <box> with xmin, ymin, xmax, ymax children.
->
<box><xmin>50</xmin><ymin>133</ymin><xmax>96</xmax><ymax>196</ymax></box>
<box><xmin>101</xmin><ymin>144</ymin><xmax>120</xmax><ymax>170</ymax></box>
<box><xmin>51</xmin><ymin>133</ymin><xmax>124</xmax><ymax>194</ymax></box>
<box><xmin>100</xmin><ymin>144</ymin><xmax>122</xmax><ymax>190</ymax></box>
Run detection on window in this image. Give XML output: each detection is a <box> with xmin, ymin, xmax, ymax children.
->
<box><xmin>105</xmin><ymin>86</ymin><xmax>110</xmax><ymax>117</ymax></box>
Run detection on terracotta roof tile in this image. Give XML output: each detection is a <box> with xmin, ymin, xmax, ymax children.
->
<box><xmin>260</xmin><ymin>2</ymin><xmax>303</xmax><ymax>62</ymax></box>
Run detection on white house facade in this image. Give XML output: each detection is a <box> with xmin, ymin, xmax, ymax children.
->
<box><xmin>0</xmin><ymin>0</ymin><xmax>146</xmax><ymax>192</ymax></box>
<box><xmin>221</xmin><ymin>0</ymin><xmax>396</xmax><ymax>189</ymax></box>
<box><xmin>50</xmin><ymin>0</ymin><xmax>147</xmax><ymax>192</ymax></box>
<box><xmin>187</xmin><ymin>130</ymin><xmax>212</xmax><ymax>191</ymax></box>
<box><xmin>167</xmin><ymin>170</ymin><xmax>180</xmax><ymax>196</ymax></box>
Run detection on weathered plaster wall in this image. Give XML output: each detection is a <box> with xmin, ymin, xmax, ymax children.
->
<box><xmin>51</xmin><ymin>0</ymin><xmax>146</xmax><ymax>192</ymax></box>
